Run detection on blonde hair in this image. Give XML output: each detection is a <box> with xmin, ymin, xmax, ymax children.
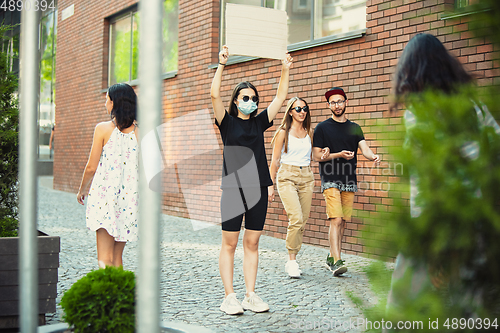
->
<box><xmin>271</xmin><ymin>97</ymin><xmax>311</xmax><ymax>153</ymax></box>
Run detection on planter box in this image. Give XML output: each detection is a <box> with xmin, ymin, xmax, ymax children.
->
<box><xmin>0</xmin><ymin>230</ymin><xmax>60</xmax><ymax>330</ymax></box>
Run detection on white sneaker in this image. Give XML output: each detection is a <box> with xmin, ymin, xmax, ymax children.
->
<box><xmin>285</xmin><ymin>260</ymin><xmax>301</xmax><ymax>278</ymax></box>
<box><xmin>220</xmin><ymin>293</ymin><xmax>244</xmax><ymax>315</ymax></box>
<box><xmin>241</xmin><ymin>292</ymin><xmax>269</xmax><ymax>313</ymax></box>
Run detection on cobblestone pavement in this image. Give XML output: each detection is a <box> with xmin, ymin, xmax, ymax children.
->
<box><xmin>38</xmin><ymin>176</ymin><xmax>391</xmax><ymax>333</ymax></box>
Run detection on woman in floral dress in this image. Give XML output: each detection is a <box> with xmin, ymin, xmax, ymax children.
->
<box><xmin>77</xmin><ymin>83</ymin><xmax>139</xmax><ymax>268</ymax></box>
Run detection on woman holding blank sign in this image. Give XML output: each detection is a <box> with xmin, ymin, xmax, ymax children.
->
<box><xmin>211</xmin><ymin>45</ymin><xmax>293</xmax><ymax>315</ymax></box>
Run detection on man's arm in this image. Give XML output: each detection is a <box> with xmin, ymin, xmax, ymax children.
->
<box><xmin>312</xmin><ymin>147</ymin><xmax>354</xmax><ymax>161</ymax></box>
<box><xmin>358</xmin><ymin>140</ymin><xmax>380</xmax><ymax>163</ymax></box>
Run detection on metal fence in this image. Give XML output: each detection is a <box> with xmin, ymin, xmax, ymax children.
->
<box><xmin>18</xmin><ymin>0</ymin><xmax>164</xmax><ymax>331</ymax></box>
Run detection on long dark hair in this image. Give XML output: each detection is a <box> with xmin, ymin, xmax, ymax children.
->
<box><xmin>229</xmin><ymin>81</ymin><xmax>259</xmax><ymax>118</ymax></box>
<box><xmin>108</xmin><ymin>83</ymin><xmax>137</xmax><ymax>131</ymax></box>
<box><xmin>271</xmin><ymin>97</ymin><xmax>312</xmax><ymax>153</ymax></box>
<box><xmin>392</xmin><ymin>33</ymin><xmax>473</xmax><ymax>107</ymax></box>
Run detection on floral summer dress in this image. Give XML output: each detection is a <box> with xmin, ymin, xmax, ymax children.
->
<box><xmin>86</xmin><ymin>126</ymin><xmax>139</xmax><ymax>242</ymax></box>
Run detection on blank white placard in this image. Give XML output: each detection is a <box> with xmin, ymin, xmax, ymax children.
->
<box><xmin>225</xmin><ymin>3</ymin><xmax>288</xmax><ymax>60</ymax></box>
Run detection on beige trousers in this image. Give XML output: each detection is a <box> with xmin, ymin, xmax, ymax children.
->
<box><xmin>276</xmin><ymin>164</ymin><xmax>314</xmax><ymax>255</ymax></box>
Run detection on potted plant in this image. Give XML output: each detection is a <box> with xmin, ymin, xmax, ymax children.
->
<box><xmin>0</xmin><ymin>25</ymin><xmax>60</xmax><ymax>330</ymax></box>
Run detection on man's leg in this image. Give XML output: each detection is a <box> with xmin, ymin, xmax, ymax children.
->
<box><xmin>328</xmin><ymin>217</ymin><xmax>343</xmax><ymax>262</ymax></box>
<box><xmin>323</xmin><ymin>188</ymin><xmax>347</xmax><ymax>276</ymax></box>
<box><xmin>339</xmin><ymin>191</ymin><xmax>355</xmax><ymax>255</ymax></box>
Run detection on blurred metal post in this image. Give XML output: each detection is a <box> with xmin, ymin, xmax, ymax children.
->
<box><xmin>19</xmin><ymin>7</ymin><xmax>40</xmax><ymax>333</ymax></box>
<box><xmin>137</xmin><ymin>0</ymin><xmax>163</xmax><ymax>332</ymax></box>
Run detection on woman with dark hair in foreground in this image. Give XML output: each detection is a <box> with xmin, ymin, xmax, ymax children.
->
<box><xmin>386</xmin><ymin>33</ymin><xmax>500</xmax><ymax>323</ymax></box>
<box><xmin>77</xmin><ymin>83</ymin><xmax>139</xmax><ymax>269</ymax></box>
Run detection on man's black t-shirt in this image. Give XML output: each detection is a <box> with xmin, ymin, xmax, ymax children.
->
<box><xmin>313</xmin><ymin>118</ymin><xmax>364</xmax><ymax>192</ymax></box>
<box><xmin>215</xmin><ymin>109</ymin><xmax>273</xmax><ymax>188</ymax></box>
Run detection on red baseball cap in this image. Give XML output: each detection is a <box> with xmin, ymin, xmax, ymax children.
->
<box><xmin>325</xmin><ymin>87</ymin><xmax>347</xmax><ymax>102</ymax></box>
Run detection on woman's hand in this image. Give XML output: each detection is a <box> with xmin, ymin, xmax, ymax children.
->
<box><xmin>219</xmin><ymin>45</ymin><xmax>229</xmax><ymax>65</ymax></box>
<box><xmin>282</xmin><ymin>53</ymin><xmax>293</xmax><ymax>70</ymax></box>
<box><xmin>268</xmin><ymin>186</ymin><xmax>275</xmax><ymax>203</ymax></box>
<box><xmin>76</xmin><ymin>188</ymin><xmax>88</xmax><ymax>205</ymax></box>
<box><xmin>321</xmin><ymin>147</ymin><xmax>330</xmax><ymax>160</ymax></box>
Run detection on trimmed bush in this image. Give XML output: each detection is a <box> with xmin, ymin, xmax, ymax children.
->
<box><xmin>60</xmin><ymin>266</ymin><xmax>136</xmax><ymax>333</ymax></box>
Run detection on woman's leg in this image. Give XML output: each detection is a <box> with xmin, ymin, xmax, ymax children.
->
<box><xmin>242</xmin><ymin>229</ymin><xmax>262</xmax><ymax>295</ymax></box>
<box><xmin>294</xmin><ymin>169</ymin><xmax>315</xmax><ymax>257</ymax></box>
<box><xmin>277</xmin><ymin>168</ymin><xmax>303</xmax><ymax>260</ymax></box>
<box><xmin>112</xmin><ymin>241</ymin><xmax>127</xmax><ymax>267</ymax></box>
<box><xmin>220</xmin><ymin>230</ymin><xmax>240</xmax><ymax>296</ymax></box>
<box><xmin>96</xmin><ymin>228</ymin><xmax>116</xmax><ymax>268</ymax></box>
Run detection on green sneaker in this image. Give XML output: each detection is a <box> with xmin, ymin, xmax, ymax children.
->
<box><xmin>332</xmin><ymin>259</ymin><xmax>347</xmax><ymax>276</ymax></box>
<box><xmin>326</xmin><ymin>255</ymin><xmax>336</xmax><ymax>271</ymax></box>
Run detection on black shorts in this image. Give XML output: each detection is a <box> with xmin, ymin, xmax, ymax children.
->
<box><xmin>220</xmin><ymin>186</ymin><xmax>268</xmax><ymax>232</ymax></box>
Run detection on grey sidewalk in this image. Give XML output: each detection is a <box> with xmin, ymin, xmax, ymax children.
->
<box><xmin>38</xmin><ymin>176</ymin><xmax>387</xmax><ymax>333</ymax></box>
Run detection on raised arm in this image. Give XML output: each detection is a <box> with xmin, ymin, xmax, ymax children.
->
<box><xmin>267</xmin><ymin>54</ymin><xmax>293</xmax><ymax>122</ymax></box>
<box><xmin>358</xmin><ymin>140</ymin><xmax>380</xmax><ymax>163</ymax></box>
<box><xmin>76</xmin><ymin>123</ymin><xmax>106</xmax><ymax>204</ymax></box>
<box><xmin>211</xmin><ymin>46</ymin><xmax>229</xmax><ymax>124</ymax></box>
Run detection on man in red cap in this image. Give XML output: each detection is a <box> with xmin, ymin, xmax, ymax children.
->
<box><xmin>312</xmin><ymin>87</ymin><xmax>380</xmax><ymax>276</ymax></box>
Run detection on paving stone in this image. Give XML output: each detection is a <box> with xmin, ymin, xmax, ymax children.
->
<box><xmin>37</xmin><ymin>176</ymin><xmax>392</xmax><ymax>332</ymax></box>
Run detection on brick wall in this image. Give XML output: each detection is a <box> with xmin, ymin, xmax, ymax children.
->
<box><xmin>54</xmin><ymin>0</ymin><xmax>499</xmax><ymax>259</ymax></box>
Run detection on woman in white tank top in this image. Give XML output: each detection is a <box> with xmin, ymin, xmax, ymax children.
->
<box><xmin>269</xmin><ymin>97</ymin><xmax>314</xmax><ymax>278</ymax></box>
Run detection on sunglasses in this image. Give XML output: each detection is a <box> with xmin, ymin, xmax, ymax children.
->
<box><xmin>293</xmin><ymin>106</ymin><xmax>309</xmax><ymax>113</ymax></box>
<box><xmin>240</xmin><ymin>95</ymin><xmax>259</xmax><ymax>103</ymax></box>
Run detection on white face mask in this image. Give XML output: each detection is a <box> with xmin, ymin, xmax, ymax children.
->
<box><xmin>238</xmin><ymin>100</ymin><xmax>258</xmax><ymax>115</ymax></box>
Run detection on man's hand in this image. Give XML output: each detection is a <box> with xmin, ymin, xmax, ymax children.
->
<box><xmin>339</xmin><ymin>150</ymin><xmax>355</xmax><ymax>160</ymax></box>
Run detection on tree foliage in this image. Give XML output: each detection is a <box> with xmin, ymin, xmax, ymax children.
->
<box><xmin>0</xmin><ymin>25</ymin><xmax>19</xmax><ymax>237</ymax></box>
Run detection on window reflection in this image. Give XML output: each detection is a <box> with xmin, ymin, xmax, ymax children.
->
<box><xmin>222</xmin><ymin>0</ymin><xmax>366</xmax><ymax>47</ymax></box>
<box><xmin>108</xmin><ymin>0</ymin><xmax>179</xmax><ymax>85</ymax></box>
<box><xmin>109</xmin><ymin>14</ymin><xmax>133</xmax><ymax>86</ymax></box>
<box><xmin>39</xmin><ymin>8</ymin><xmax>57</xmax><ymax>161</ymax></box>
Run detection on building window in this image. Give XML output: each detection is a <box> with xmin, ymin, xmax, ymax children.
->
<box><xmin>108</xmin><ymin>10</ymin><xmax>139</xmax><ymax>85</ymax></box>
<box><xmin>455</xmin><ymin>0</ymin><xmax>469</xmax><ymax>9</ymax></box>
<box><xmin>108</xmin><ymin>0</ymin><xmax>179</xmax><ymax>86</ymax></box>
<box><xmin>221</xmin><ymin>0</ymin><xmax>366</xmax><ymax>48</ymax></box>
<box><xmin>39</xmin><ymin>7</ymin><xmax>57</xmax><ymax>160</ymax></box>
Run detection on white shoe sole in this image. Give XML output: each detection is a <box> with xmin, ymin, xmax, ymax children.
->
<box><xmin>333</xmin><ymin>266</ymin><xmax>347</xmax><ymax>276</ymax></box>
<box><xmin>241</xmin><ymin>302</ymin><xmax>269</xmax><ymax>313</ymax></box>
<box><xmin>325</xmin><ymin>263</ymin><xmax>347</xmax><ymax>276</ymax></box>
<box><xmin>220</xmin><ymin>306</ymin><xmax>244</xmax><ymax>315</ymax></box>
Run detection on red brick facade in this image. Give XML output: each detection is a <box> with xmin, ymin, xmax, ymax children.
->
<box><xmin>53</xmin><ymin>0</ymin><xmax>499</xmax><ymax>259</ymax></box>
